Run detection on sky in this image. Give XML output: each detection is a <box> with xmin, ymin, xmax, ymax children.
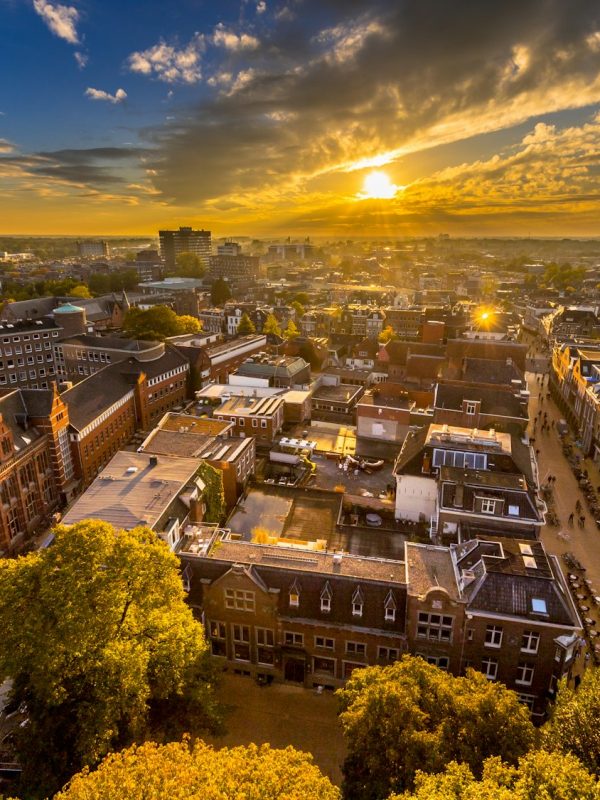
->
<box><xmin>1</xmin><ymin>0</ymin><xmax>600</xmax><ymax>237</ymax></box>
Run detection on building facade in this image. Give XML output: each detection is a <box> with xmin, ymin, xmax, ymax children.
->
<box><xmin>159</xmin><ymin>226</ymin><xmax>212</xmax><ymax>271</ymax></box>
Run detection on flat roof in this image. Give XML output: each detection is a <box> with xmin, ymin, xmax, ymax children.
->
<box><xmin>312</xmin><ymin>384</ymin><xmax>363</xmax><ymax>403</ymax></box>
<box><xmin>62</xmin><ymin>451</ymin><xmax>202</xmax><ymax>530</ymax></box>
<box><xmin>426</xmin><ymin>424</ymin><xmax>512</xmax><ymax>454</ymax></box>
<box><xmin>159</xmin><ymin>412</ymin><xmax>232</xmax><ymax>436</ymax></box>
<box><xmin>219</xmin><ymin>395</ymin><xmax>284</xmax><ymax>416</ymax></box>
<box><xmin>405</xmin><ymin>542</ymin><xmax>459</xmax><ymax>599</ymax></box>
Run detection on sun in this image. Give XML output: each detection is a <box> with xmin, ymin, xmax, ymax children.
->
<box><xmin>361</xmin><ymin>170</ymin><xmax>398</xmax><ymax>199</ymax></box>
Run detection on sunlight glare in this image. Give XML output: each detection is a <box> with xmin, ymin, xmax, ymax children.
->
<box><xmin>361</xmin><ymin>170</ymin><xmax>399</xmax><ymax>199</ymax></box>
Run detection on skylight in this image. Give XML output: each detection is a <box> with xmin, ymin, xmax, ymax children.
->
<box><xmin>531</xmin><ymin>598</ymin><xmax>547</xmax><ymax>613</ymax></box>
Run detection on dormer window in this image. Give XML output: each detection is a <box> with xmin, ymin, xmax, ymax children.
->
<box><xmin>320</xmin><ymin>581</ymin><xmax>332</xmax><ymax>613</ymax></box>
<box><xmin>352</xmin><ymin>586</ymin><xmax>364</xmax><ymax>618</ymax></box>
<box><xmin>465</xmin><ymin>401</ymin><xmax>477</xmax><ymax>415</ymax></box>
<box><xmin>481</xmin><ymin>498</ymin><xmax>496</xmax><ymax>514</ymax></box>
<box><xmin>384</xmin><ymin>589</ymin><xmax>396</xmax><ymax>622</ymax></box>
<box><xmin>289</xmin><ymin>578</ymin><xmax>301</xmax><ymax>608</ymax></box>
<box><xmin>531</xmin><ymin>597</ymin><xmax>547</xmax><ymax>614</ymax></box>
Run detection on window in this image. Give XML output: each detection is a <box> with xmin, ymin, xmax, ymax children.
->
<box><xmin>531</xmin><ymin>598</ymin><xmax>547</xmax><ymax>614</ymax></box>
<box><xmin>315</xmin><ymin>636</ymin><xmax>334</xmax><ymax>650</ymax></box>
<box><xmin>232</xmin><ymin>624</ymin><xmax>251</xmax><ymax>661</ymax></box>
<box><xmin>252</xmin><ymin>418</ymin><xmax>258</xmax><ymax>428</ymax></box>
<box><xmin>517</xmin><ymin>693</ymin><xmax>536</xmax><ymax>711</ymax></box>
<box><xmin>508</xmin><ymin>504</ymin><xmax>520</xmax><ymax>516</ymax></box>
<box><xmin>352</xmin><ymin>586</ymin><xmax>364</xmax><ymax>617</ymax></box>
<box><xmin>421</xmin><ymin>654</ymin><xmax>450</xmax><ymax>670</ymax></box>
<box><xmin>312</xmin><ymin>656</ymin><xmax>335</xmax><ymax>676</ymax></box>
<box><xmin>485</xmin><ymin>625</ymin><xmax>503</xmax><ymax>648</ymax></box>
<box><xmin>256</xmin><ymin>628</ymin><xmax>274</xmax><ymax>647</ymax></box>
<box><xmin>384</xmin><ymin>589</ymin><xmax>396</xmax><ymax>621</ymax></box>
<box><xmin>224</xmin><ymin>588</ymin><xmax>255</xmax><ymax>612</ymax></box>
<box><xmin>284</xmin><ymin>631</ymin><xmax>304</xmax><ymax>647</ymax></box>
<box><xmin>521</xmin><ymin>631</ymin><xmax>540</xmax><ymax>654</ymax></box>
<box><xmin>432</xmin><ymin>449</ymin><xmax>487</xmax><ymax>470</ymax></box>
<box><xmin>261</xmin><ymin>419</ymin><xmax>267</xmax><ymax>428</ymax></box>
<box><xmin>465</xmin><ymin>401</ymin><xmax>477</xmax><ymax>415</ymax></box>
<box><xmin>481</xmin><ymin>498</ymin><xmax>496</xmax><ymax>514</ymax></box>
<box><xmin>481</xmin><ymin>657</ymin><xmax>498</xmax><ymax>680</ymax></box>
<box><xmin>346</xmin><ymin>641</ymin><xmax>366</xmax><ymax>656</ymax></box>
<box><xmin>378</xmin><ymin>646</ymin><xmax>400</xmax><ymax>662</ymax></box>
<box><xmin>209</xmin><ymin>620</ymin><xmax>226</xmax><ymax>657</ymax></box>
<box><xmin>320</xmin><ymin>581</ymin><xmax>332</xmax><ymax>613</ymax></box>
<box><xmin>516</xmin><ymin>662</ymin><xmax>535</xmax><ymax>686</ymax></box>
<box><xmin>417</xmin><ymin>612</ymin><xmax>453</xmax><ymax>642</ymax></box>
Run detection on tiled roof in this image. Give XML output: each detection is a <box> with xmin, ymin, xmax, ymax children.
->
<box><xmin>435</xmin><ymin>383</ymin><xmax>527</xmax><ymax>418</ymax></box>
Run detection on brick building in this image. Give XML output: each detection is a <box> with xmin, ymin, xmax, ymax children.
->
<box><xmin>215</xmin><ymin>395</ymin><xmax>284</xmax><ymax>444</ymax></box>
<box><xmin>0</xmin><ymin>317</ymin><xmax>61</xmax><ymax>390</ymax></box>
<box><xmin>55</xmin><ymin>335</ymin><xmax>164</xmax><ymax>383</ymax></box>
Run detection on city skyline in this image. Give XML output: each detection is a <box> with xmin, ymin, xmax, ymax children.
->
<box><xmin>1</xmin><ymin>0</ymin><xmax>599</xmax><ymax>236</ymax></box>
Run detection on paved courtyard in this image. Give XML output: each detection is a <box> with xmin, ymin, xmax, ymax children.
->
<box><xmin>204</xmin><ymin>674</ymin><xmax>346</xmax><ymax>786</ymax></box>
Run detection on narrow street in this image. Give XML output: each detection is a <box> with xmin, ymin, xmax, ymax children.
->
<box><xmin>526</xmin><ymin>369</ymin><xmax>600</xmax><ymax>590</ymax></box>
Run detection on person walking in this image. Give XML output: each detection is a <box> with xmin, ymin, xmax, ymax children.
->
<box><xmin>568</xmin><ymin>512</ymin><xmax>575</xmax><ymax>525</ymax></box>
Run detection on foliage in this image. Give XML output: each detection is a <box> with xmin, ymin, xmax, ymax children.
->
<box><xmin>543</xmin><ymin>262</ymin><xmax>586</xmax><ymax>290</ymax></box>
<box><xmin>174</xmin><ymin>251</ymin><xmax>205</xmax><ymax>278</ymax></box>
<box><xmin>197</xmin><ymin>461</ymin><xmax>226</xmax><ymax>523</ymax></box>
<box><xmin>284</xmin><ymin>319</ymin><xmax>300</xmax><ymax>339</ymax></box>
<box><xmin>123</xmin><ymin>305</ymin><xmax>201</xmax><ymax>340</ymax></box>
<box><xmin>70</xmin><ymin>284</ymin><xmax>92</xmax><ymax>299</ymax></box>
<box><xmin>337</xmin><ymin>657</ymin><xmax>535</xmax><ymax>799</ymax></box>
<box><xmin>237</xmin><ymin>312</ymin><xmax>256</xmax><ymax>335</ymax></box>
<box><xmin>0</xmin><ymin>276</ymin><xmax>82</xmax><ymax>302</ymax></box>
<box><xmin>55</xmin><ymin>739</ymin><xmax>341</xmax><ymax>800</ymax></box>
<box><xmin>378</xmin><ymin>325</ymin><xmax>395</xmax><ymax>343</ymax></box>
<box><xmin>263</xmin><ymin>312</ymin><xmax>282</xmax><ymax>337</ymax></box>
<box><xmin>291</xmin><ymin>300</ymin><xmax>305</xmax><ymax>318</ymax></box>
<box><xmin>392</xmin><ymin>750</ymin><xmax>599</xmax><ymax>800</ymax></box>
<box><xmin>0</xmin><ymin>520</ymin><xmax>220</xmax><ymax>797</ymax></box>
<box><xmin>542</xmin><ymin>668</ymin><xmax>600</xmax><ymax>776</ymax></box>
<box><xmin>87</xmin><ymin>269</ymin><xmax>139</xmax><ymax>296</ymax></box>
<box><xmin>293</xmin><ymin>292</ymin><xmax>310</xmax><ymax>307</ymax></box>
<box><xmin>210</xmin><ymin>277</ymin><xmax>232</xmax><ymax>306</ymax></box>
<box><xmin>251</xmin><ymin>526</ymin><xmax>279</xmax><ymax>544</ymax></box>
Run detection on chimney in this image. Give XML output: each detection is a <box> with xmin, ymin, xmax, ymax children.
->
<box><xmin>149</xmin><ymin>455</ymin><xmax>158</xmax><ymax>467</ymax></box>
<box><xmin>189</xmin><ymin>496</ymin><xmax>204</xmax><ymax>524</ymax></box>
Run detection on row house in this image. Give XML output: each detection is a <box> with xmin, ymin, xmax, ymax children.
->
<box><xmin>299</xmin><ymin>310</ymin><xmax>334</xmax><ymax>338</ymax></box>
<box><xmin>376</xmin><ymin>341</ymin><xmax>446</xmax><ymax>384</ymax></box>
<box><xmin>393</xmin><ymin>423</ymin><xmax>543</xmax><ymax>543</ymax></box>
<box><xmin>179</xmin><ymin>527</ymin><xmax>580</xmax><ymax>720</ymax></box>
<box><xmin>551</xmin><ymin>343</ymin><xmax>600</xmax><ymax>455</ymax></box>
<box><xmin>336</xmin><ymin>306</ymin><xmax>385</xmax><ymax>337</ymax></box>
<box><xmin>542</xmin><ymin>306</ymin><xmax>600</xmax><ymax>343</ymax></box>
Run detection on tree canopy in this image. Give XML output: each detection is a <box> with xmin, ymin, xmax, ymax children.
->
<box><xmin>542</xmin><ymin>667</ymin><xmax>600</xmax><ymax>776</ymax></box>
<box><xmin>378</xmin><ymin>325</ymin><xmax>395</xmax><ymax>343</ymax></box>
<box><xmin>87</xmin><ymin>269</ymin><xmax>139</xmax><ymax>296</ymax></box>
<box><xmin>210</xmin><ymin>277</ymin><xmax>232</xmax><ymax>306</ymax></box>
<box><xmin>392</xmin><ymin>750</ymin><xmax>599</xmax><ymax>800</ymax></box>
<box><xmin>284</xmin><ymin>319</ymin><xmax>300</xmax><ymax>339</ymax></box>
<box><xmin>337</xmin><ymin>657</ymin><xmax>535</xmax><ymax>799</ymax></box>
<box><xmin>237</xmin><ymin>312</ymin><xmax>256</xmax><ymax>335</ymax></box>
<box><xmin>0</xmin><ymin>520</ymin><xmax>220</xmax><ymax>797</ymax></box>
<box><xmin>291</xmin><ymin>300</ymin><xmax>305</xmax><ymax>318</ymax></box>
<box><xmin>174</xmin><ymin>251</ymin><xmax>206</xmax><ymax>278</ymax></box>
<box><xmin>263</xmin><ymin>312</ymin><xmax>282</xmax><ymax>337</ymax></box>
<box><xmin>55</xmin><ymin>740</ymin><xmax>341</xmax><ymax>800</ymax></box>
<box><xmin>123</xmin><ymin>305</ymin><xmax>201</xmax><ymax>340</ymax></box>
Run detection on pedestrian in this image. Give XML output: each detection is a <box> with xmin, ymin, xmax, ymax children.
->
<box><xmin>576</xmin><ymin>499</ymin><xmax>582</xmax><ymax>512</ymax></box>
<box><xmin>535</xmin><ymin>449</ymin><xmax>540</xmax><ymax>457</ymax></box>
<box><xmin>580</xmin><ymin>515</ymin><xmax>586</xmax><ymax>528</ymax></box>
<box><xmin>568</xmin><ymin>512</ymin><xmax>575</xmax><ymax>525</ymax></box>
<box><xmin>551</xmin><ymin>419</ymin><xmax>555</xmax><ymax>429</ymax></box>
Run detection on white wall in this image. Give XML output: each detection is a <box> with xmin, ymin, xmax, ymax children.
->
<box><xmin>395</xmin><ymin>475</ymin><xmax>437</xmax><ymax>521</ymax></box>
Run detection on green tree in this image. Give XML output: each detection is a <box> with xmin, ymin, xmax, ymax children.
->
<box><xmin>392</xmin><ymin>751</ymin><xmax>599</xmax><ymax>800</ymax></box>
<box><xmin>284</xmin><ymin>319</ymin><xmax>300</xmax><ymax>339</ymax></box>
<box><xmin>123</xmin><ymin>306</ymin><xmax>201</xmax><ymax>340</ymax></box>
<box><xmin>291</xmin><ymin>300</ymin><xmax>305</xmax><ymax>319</ymax></box>
<box><xmin>55</xmin><ymin>740</ymin><xmax>341</xmax><ymax>800</ymax></box>
<box><xmin>174</xmin><ymin>251</ymin><xmax>205</xmax><ymax>278</ymax></box>
<box><xmin>237</xmin><ymin>312</ymin><xmax>256</xmax><ymax>335</ymax></box>
<box><xmin>293</xmin><ymin>292</ymin><xmax>310</xmax><ymax>307</ymax></box>
<box><xmin>263</xmin><ymin>312</ymin><xmax>282</xmax><ymax>337</ymax></box>
<box><xmin>0</xmin><ymin>520</ymin><xmax>220</xmax><ymax>797</ymax></box>
<box><xmin>542</xmin><ymin>667</ymin><xmax>600</xmax><ymax>775</ymax></box>
<box><xmin>210</xmin><ymin>277</ymin><xmax>231</xmax><ymax>306</ymax></box>
<box><xmin>197</xmin><ymin>461</ymin><xmax>226</xmax><ymax>523</ymax></box>
<box><xmin>337</xmin><ymin>657</ymin><xmax>535</xmax><ymax>799</ymax></box>
<box><xmin>70</xmin><ymin>284</ymin><xmax>92</xmax><ymax>299</ymax></box>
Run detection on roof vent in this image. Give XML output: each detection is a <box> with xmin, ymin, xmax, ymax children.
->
<box><xmin>332</xmin><ymin>552</ymin><xmax>343</xmax><ymax>565</ymax></box>
<box><xmin>149</xmin><ymin>455</ymin><xmax>158</xmax><ymax>467</ymax></box>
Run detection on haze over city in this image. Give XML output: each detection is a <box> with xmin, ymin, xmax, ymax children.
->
<box><xmin>1</xmin><ymin>0</ymin><xmax>600</xmax><ymax>236</ymax></box>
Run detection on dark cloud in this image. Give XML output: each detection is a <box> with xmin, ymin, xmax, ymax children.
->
<box><xmin>0</xmin><ymin>146</ymin><xmax>146</xmax><ymax>187</ymax></box>
<box><xmin>143</xmin><ymin>0</ymin><xmax>600</xmax><ymax>204</ymax></box>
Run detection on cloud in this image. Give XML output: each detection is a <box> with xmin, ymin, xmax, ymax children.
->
<box><xmin>32</xmin><ymin>0</ymin><xmax>79</xmax><ymax>45</ymax></box>
<box><xmin>127</xmin><ymin>35</ymin><xmax>204</xmax><ymax>84</ymax></box>
<box><xmin>141</xmin><ymin>0</ymin><xmax>600</xmax><ymax>212</ymax></box>
<box><xmin>256</xmin><ymin>1</ymin><xmax>267</xmax><ymax>13</ymax></box>
<box><xmin>0</xmin><ymin>139</ymin><xmax>14</xmax><ymax>154</ymax></box>
<box><xmin>213</xmin><ymin>23</ymin><xmax>259</xmax><ymax>51</ymax></box>
<box><xmin>85</xmin><ymin>87</ymin><xmax>127</xmax><ymax>104</ymax></box>
<box><xmin>74</xmin><ymin>51</ymin><xmax>88</xmax><ymax>68</ymax></box>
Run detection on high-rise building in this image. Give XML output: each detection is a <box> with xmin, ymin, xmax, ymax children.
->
<box><xmin>208</xmin><ymin>253</ymin><xmax>259</xmax><ymax>282</ymax></box>
<box><xmin>77</xmin><ymin>240</ymin><xmax>109</xmax><ymax>258</ymax></box>
<box><xmin>159</xmin><ymin>226</ymin><xmax>211</xmax><ymax>271</ymax></box>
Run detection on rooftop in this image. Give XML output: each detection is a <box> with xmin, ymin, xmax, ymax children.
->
<box><xmin>0</xmin><ymin>316</ymin><xmax>61</xmax><ymax>333</ymax></box>
<box><xmin>405</xmin><ymin>542</ymin><xmax>459</xmax><ymax>599</ymax></box>
<box><xmin>426</xmin><ymin>424</ymin><xmax>512</xmax><ymax>454</ymax></box>
<box><xmin>61</xmin><ymin>334</ymin><xmax>161</xmax><ymax>352</ymax></box>
<box><xmin>312</xmin><ymin>384</ymin><xmax>363</xmax><ymax>403</ymax></box>
<box><xmin>62</xmin><ymin>451</ymin><xmax>202</xmax><ymax>530</ymax></box>
<box><xmin>218</xmin><ymin>394</ymin><xmax>284</xmax><ymax>416</ymax></box>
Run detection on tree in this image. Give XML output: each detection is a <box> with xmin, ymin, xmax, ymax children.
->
<box><xmin>237</xmin><ymin>312</ymin><xmax>256</xmax><ymax>335</ymax></box>
<box><xmin>284</xmin><ymin>319</ymin><xmax>300</xmax><ymax>339</ymax></box>
<box><xmin>392</xmin><ymin>751</ymin><xmax>599</xmax><ymax>800</ymax></box>
<box><xmin>70</xmin><ymin>284</ymin><xmax>92</xmax><ymax>299</ymax></box>
<box><xmin>337</xmin><ymin>657</ymin><xmax>535</xmax><ymax>799</ymax></box>
<box><xmin>0</xmin><ymin>521</ymin><xmax>220</xmax><ymax>797</ymax></box>
<box><xmin>378</xmin><ymin>325</ymin><xmax>395</xmax><ymax>343</ymax></box>
<box><xmin>55</xmin><ymin>740</ymin><xmax>341</xmax><ymax>800</ymax></box>
<box><xmin>197</xmin><ymin>461</ymin><xmax>226</xmax><ymax>523</ymax></box>
<box><xmin>291</xmin><ymin>300</ymin><xmax>305</xmax><ymax>319</ymax></box>
<box><xmin>123</xmin><ymin>306</ymin><xmax>201</xmax><ymax>340</ymax></box>
<box><xmin>174</xmin><ymin>251</ymin><xmax>205</xmax><ymax>278</ymax></box>
<box><xmin>542</xmin><ymin>667</ymin><xmax>600</xmax><ymax>776</ymax></box>
<box><xmin>210</xmin><ymin>277</ymin><xmax>231</xmax><ymax>306</ymax></box>
<box><xmin>263</xmin><ymin>312</ymin><xmax>282</xmax><ymax>337</ymax></box>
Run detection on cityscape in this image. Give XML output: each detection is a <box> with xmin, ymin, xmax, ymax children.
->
<box><xmin>1</xmin><ymin>1</ymin><xmax>600</xmax><ymax>799</ymax></box>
